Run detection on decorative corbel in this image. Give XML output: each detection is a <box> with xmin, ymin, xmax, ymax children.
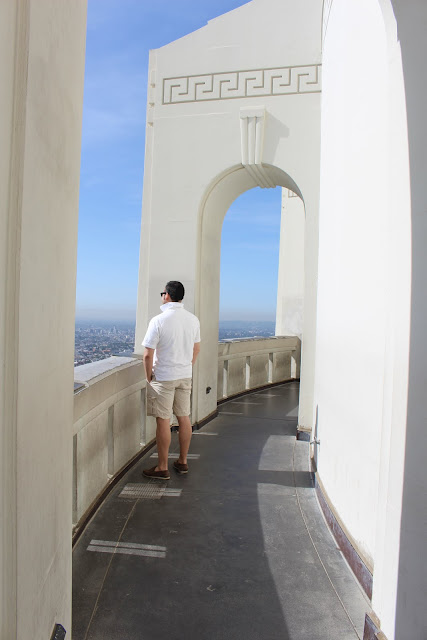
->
<box><xmin>239</xmin><ymin>107</ymin><xmax>275</xmax><ymax>188</ymax></box>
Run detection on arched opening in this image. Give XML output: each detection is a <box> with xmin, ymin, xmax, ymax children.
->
<box><xmin>219</xmin><ymin>186</ymin><xmax>282</xmax><ymax>337</ymax></box>
<box><xmin>193</xmin><ymin>164</ymin><xmax>305</xmax><ymax>424</ymax></box>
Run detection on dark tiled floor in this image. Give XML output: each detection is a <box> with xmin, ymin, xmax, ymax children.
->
<box><xmin>73</xmin><ymin>382</ymin><xmax>369</xmax><ymax>640</ymax></box>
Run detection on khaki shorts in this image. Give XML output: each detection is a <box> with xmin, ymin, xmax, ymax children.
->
<box><xmin>146</xmin><ymin>377</ymin><xmax>192</xmax><ymax>419</ymax></box>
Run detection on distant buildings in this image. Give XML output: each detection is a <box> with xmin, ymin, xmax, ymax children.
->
<box><xmin>74</xmin><ymin>320</ymin><xmax>276</xmax><ymax>365</ymax></box>
<box><xmin>74</xmin><ymin>323</ymin><xmax>135</xmax><ymax>365</ymax></box>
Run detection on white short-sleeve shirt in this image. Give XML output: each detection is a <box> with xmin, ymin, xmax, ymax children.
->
<box><xmin>142</xmin><ymin>302</ymin><xmax>201</xmax><ymax>381</ymax></box>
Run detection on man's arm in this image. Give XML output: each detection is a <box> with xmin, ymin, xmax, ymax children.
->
<box><xmin>192</xmin><ymin>342</ymin><xmax>200</xmax><ymax>365</ymax></box>
<box><xmin>143</xmin><ymin>347</ymin><xmax>154</xmax><ymax>381</ymax></box>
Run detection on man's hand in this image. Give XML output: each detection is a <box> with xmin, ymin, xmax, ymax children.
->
<box><xmin>192</xmin><ymin>342</ymin><xmax>201</xmax><ymax>365</ymax></box>
<box><xmin>143</xmin><ymin>347</ymin><xmax>155</xmax><ymax>382</ymax></box>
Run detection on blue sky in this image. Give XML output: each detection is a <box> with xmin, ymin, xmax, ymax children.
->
<box><xmin>76</xmin><ymin>0</ymin><xmax>282</xmax><ymax>322</ymax></box>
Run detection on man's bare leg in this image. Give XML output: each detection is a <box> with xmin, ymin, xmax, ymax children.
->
<box><xmin>176</xmin><ymin>415</ymin><xmax>192</xmax><ymax>464</ymax></box>
<box><xmin>155</xmin><ymin>417</ymin><xmax>171</xmax><ymax>471</ymax></box>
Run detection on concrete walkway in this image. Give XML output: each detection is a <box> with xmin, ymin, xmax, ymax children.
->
<box><xmin>73</xmin><ymin>382</ymin><xmax>369</xmax><ymax>640</ymax></box>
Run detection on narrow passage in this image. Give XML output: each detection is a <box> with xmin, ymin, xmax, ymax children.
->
<box><xmin>73</xmin><ymin>382</ymin><xmax>369</xmax><ymax>640</ymax></box>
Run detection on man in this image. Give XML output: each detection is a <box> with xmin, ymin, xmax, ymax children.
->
<box><xmin>142</xmin><ymin>281</ymin><xmax>201</xmax><ymax>480</ymax></box>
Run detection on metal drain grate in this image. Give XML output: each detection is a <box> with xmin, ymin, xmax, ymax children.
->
<box><xmin>87</xmin><ymin>539</ymin><xmax>166</xmax><ymax>558</ymax></box>
<box><xmin>119</xmin><ymin>484</ymin><xmax>183</xmax><ymax>499</ymax></box>
<box><xmin>119</xmin><ymin>483</ymin><xmax>165</xmax><ymax>499</ymax></box>
<box><xmin>163</xmin><ymin>488</ymin><xmax>182</xmax><ymax>497</ymax></box>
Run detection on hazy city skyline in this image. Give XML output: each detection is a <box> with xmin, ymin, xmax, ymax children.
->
<box><xmin>74</xmin><ymin>319</ymin><xmax>276</xmax><ymax>366</ymax></box>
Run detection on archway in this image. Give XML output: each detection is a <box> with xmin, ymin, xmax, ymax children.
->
<box><xmin>132</xmin><ymin>0</ymin><xmax>323</xmax><ymax>439</ymax></box>
<box><xmin>219</xmin><ymin>185</ymin><xmax>282</xmax><ymax>331</ymax></box>
<box><xmin>193</xmin><ymin>163</ymin><xmax>307</xmax><ymax>424</ymax></box>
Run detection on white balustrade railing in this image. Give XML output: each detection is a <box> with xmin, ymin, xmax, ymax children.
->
<box><xmin>73</xmin><ymin>336</ymin><xmax>300</xmax><ymax>529</ymax></box>
<box><xmin>217</xmin><ymin>336</ymin><xmax>300</xmax><ymax>400</ymax></box>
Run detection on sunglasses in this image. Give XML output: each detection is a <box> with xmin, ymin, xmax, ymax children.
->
<box><xmin>160</xmin><ymin>291</ymin><xmax>167</xmax><ymax>297</ymax></box>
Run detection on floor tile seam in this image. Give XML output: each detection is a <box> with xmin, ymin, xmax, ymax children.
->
<box><xmin>291</xmin><ymin>441</ymin><xmax>363</xmax><ymax>640</ymax></box>
<box><xmin>82</xmin><ymin>498</ymin><xmax>139</xmax><ymax>640</ymax></box>
<box><xmin>72</xmin><ymin>498</ymin><xmax>138</xmax><ymax>553</ymax></box>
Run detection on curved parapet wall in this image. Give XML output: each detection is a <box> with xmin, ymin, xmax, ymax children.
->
<box><xmin>217</xmin><ymin>335</ymin><xmax>300</xmax><ymax>401</ymax></box>
<box><xmin>73</xmin><ymin>336</ymin><xmax>300</xmax><ymax>532</ymax></box>
<box><xmin>73</xmin><ymin>357</ymin><xmax>149</xmax><ymax>528</ymax></box>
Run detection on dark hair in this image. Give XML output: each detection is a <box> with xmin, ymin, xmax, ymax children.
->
<box><xmin>165</xmin><ymin>281</ymin><xmax>185</xmax><ymax>302</ymax></box>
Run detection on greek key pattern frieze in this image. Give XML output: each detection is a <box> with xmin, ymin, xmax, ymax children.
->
<box><xmin>162</xmin><ymin>64</ymin><xmax>321</xmax><ymax>105</ymax></box>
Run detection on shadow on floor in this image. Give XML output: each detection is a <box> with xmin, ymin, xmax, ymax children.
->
<box><xmin>72</xmin><ymin>383</ymin><xmax>368</xmax><ymax>640</ymax></box>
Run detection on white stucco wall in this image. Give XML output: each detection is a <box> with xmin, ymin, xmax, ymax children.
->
<box><xmin>135</xmin><ymin>0</ymin><xmax>323</xmax><ymax>430</ymax></box>
<box><xmin>315</xmin><ymin>0</ymin><xmax>389</xmax><ymax>562</ymax></box>
<box><xmin>315</xmin><ymin>0</ymin><xmax>411</xmax><ymax>637</ymax></box>
<box><xmin>0</xmin><ymin>4</ymin><xmax>20</xmax><ymax>636</ymax></box>
<box><xmin>275</xmin><ymin>189</ymin><xmax>305</xmax><ymax>338</ymax></box>
<box><xmin>0</xmin><ymin>2</ymin><xmax>87</xmax><ymax>637</ymax></box>
<box><xmin>387</xmin><ymin>1</ymin><xmax>427</xmax><ymax>638</ymax></box>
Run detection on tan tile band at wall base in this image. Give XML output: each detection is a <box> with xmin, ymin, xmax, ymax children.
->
<box><xmin>363</xmin><ymin>611</ymin><xmax>389</xmax><ymax>640</ymax></box>
<box><xmin>314</xmin><ymin>471</ymin><xmax>374</xmax><ymax>600</ymax></box>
